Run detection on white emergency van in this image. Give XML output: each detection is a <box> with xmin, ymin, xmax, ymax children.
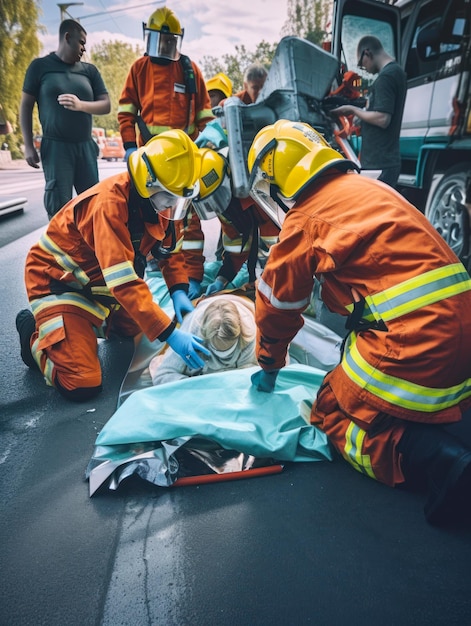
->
<box><xmin>332</xmin><ymin>0</ymin><xmax>471</xmax><ymax>269</ymax></box>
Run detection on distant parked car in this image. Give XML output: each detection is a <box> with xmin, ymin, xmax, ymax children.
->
<box><xmin>102</xmin><ymin>137</ymin><xmax>125</xmax><ymax>161</ymax></box>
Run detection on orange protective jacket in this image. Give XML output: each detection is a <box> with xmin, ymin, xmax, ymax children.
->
<box><xmin>256</xmin><ymin>172</ymin><xmax>471</xmax><ymax>426</ymax></box>
<box><xmin>118</xmin><ymin>55</ymin><xmax>214</xmax><ymax>146</ymax></box>
<box><xmin>25</xmin><ymin>172</ymin><xmax>188</xmax><ymax>343</ymax></box>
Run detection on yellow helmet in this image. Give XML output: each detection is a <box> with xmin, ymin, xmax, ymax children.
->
<box><xmin>206</xmin><ymin>73</ymin><xmax>233</xmax><ymax>100</ymax></box>
<box><xmin>247</xmin><ymin>120</ymin><xmax>358</xmax><ymax>227</ymax></box>
<box><xmin>143</xmin><ymin>7</ymin><xmax>183</xmax><ymax>60</ymax></box>
<box><xmin>146</xmin><ymin>7</ymin><xmax>182</xmax><ymax>34</ymax></box>
<box><xmin>128</xmin><ymin>130</ymin><xmax>201</xmax><ymax>220</ymax></box>
<box><xmin>192</xmin><ymin>148</ymin><xmax>232</xmax><ymax>220</ymax></box>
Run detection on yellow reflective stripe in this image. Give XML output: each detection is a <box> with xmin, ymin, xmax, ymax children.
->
<box><xmin>30</xmin><ymin>293</ymin><xmax>109</xmax><ymax>320</ymax></box>
<box><xmin>43</xmin><ymin>354</ymin><xmax>55</xmax><ymax>386</ymax></box>
<box><xmin>117</xmin><ymin>103</ymin><xmax>137</xmax><ymax>115</ymax></box>
<box><xmin>30</xmin><ymin>336</ymin><xmax>43</xmax><ymax>373</ymax></box>
<box><xmin>367</xmin><ymin>264</ymin><xmax>471</xmax><ymax>321</ymax></box>
<box><xmin>344</xmin><ymin>264</ymin><xmax>471</xmax><ymax>322</ymax></box>
<box><xmin>90</xmin><ymin>285</ymin><xmax>113</xmax><ymax>297</ymax></box>
<box><xmin>102</xmin><ymin>261</ymin><xmax>138</xmax><ymax>289</ymax></box>
<box><xmin>196</xmin><ymin>108</ymin><xmax>214</xmax><ymax>121</ymax></box>
<box><xmin>342</xmin><ymin>333</ymin><xmax>471</xmax><ymax>412</ymax></box>
<box><xmin>38</xmin><ymin>233</ymin><xmax>90</xmax><ymax>287</ymax></box>
<box><xmin>344</xmin><ymin>422</ymin><xmax>376</xmax><ymax>479</ymax></box>
<box><xmin>30</xmin><ymin>336</ymin><xmax>54</xmax><ymax>386</ymax></box>
<box><xmin>146</xmin><ymin>125</ymin><xmax>173</xmax><ymax>135</ymax></box>
<box><xmin>258</xmin><ymin>276</ymin><xmax>310</xmax><ymax>310</ymax></box>
<box><xmin>171</xmin><ymin>234</ymin><xmax>184</xmax><ymax>254</ymax></box>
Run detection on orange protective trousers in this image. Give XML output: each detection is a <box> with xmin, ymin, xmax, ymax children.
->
<box><xmin>313</xmin><ymin>373</ymin><xmax>407</xmax><ymax>486</ymax></box>
<box><xmin>31</xmin><ymin>304</ymin><xmax>140</xmax><ymax>392</ymax></box>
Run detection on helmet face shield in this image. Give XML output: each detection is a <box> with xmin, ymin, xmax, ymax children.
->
<box><xmin>249</xmin><ymin>165</ymin><xmax>290</xmax><ymax>229</ymax></box>
<box><xmin>248</xmin><ymin>138</ymin><xmax>292</xmax><ymax>229</ymax></box>
<box><xmin>148</xmin><ymin>184</ymin><xmax>198</xmax><ymax>221</ymax></box>
<box><xmin>146</xmin><ymin>30</ymin><xmax>182</xmax><ymax>60</ymax></box>
<box><xmin>192</xmin><ymin>172</ymin><xmax>232</xmax><ymax>220</ymax></box>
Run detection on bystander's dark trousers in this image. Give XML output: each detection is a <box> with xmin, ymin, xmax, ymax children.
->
<box><xmin>378</xmin><ymin>165</ymin><xmax>401</xmax><ymax>189</ymax></box>
<box><xmin>40</xmin><ymin>137</ymin><xmax>99</xmax><ymax>219</ymax></box>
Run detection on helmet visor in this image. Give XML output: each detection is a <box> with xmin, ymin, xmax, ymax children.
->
<box><xmin>146</xmin><ymin>30</ymin><xmax>182</xmax><ymax>61</ymax></box>
<box><xmin>249</xmin><ymin>165</ymin><xmax>292</xmax><ymax>229</ymax></box>
<box><xmin>192</xmin><ymin>173</ymin><xmax>232</xmax><ymax>220</ymax></box>
<box><xmin>149</xmin><ymin>190</ymin><xmax>193</xmax><ymax>221</ymax></box>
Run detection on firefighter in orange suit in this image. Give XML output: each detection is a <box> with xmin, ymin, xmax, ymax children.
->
<box><xmin>247</xmin><ymin>119</ymin><xmax>471</xmax><ymax>526</ymax></box>
<box><xmin>118</xmin><ymin>6</ymin><xmax>214</xmax><ymax>159</ymax></box>
<box><xmin>15</xmin><ymin>130</ymin><xmax>210</xmax><ymax>402</ymax></box>
<box><xmin>186</xmin><ymin>147</ymin><xmax>280</xmax><ymax>296</ymax></box>
<box><xmin>182</xmin><ymin>72</ymin><xmax>234</xmax><ymax>298</ymax></box>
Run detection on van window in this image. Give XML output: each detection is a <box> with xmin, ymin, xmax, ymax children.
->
<box><xmin>340</xmin><ymin>15</ymin><xmax>395</xmax><ymax>76</ymax></box>
<box><xmin>405</xmin><ymin>0</ymin><xmax>467</xmax><ymax>80</ymax></box>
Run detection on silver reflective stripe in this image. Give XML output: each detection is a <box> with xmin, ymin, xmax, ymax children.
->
<box><xmin>182</xmin><ymin>241</ymin><xmax>204</xmax><ymax>250</ymax></box>
<box><xmin>258</xmin><ymin>276</ymin><xmax>310</xmax><ymax>310</ymax></box>
<box><xmin>102</xmin><ymin>261</ymin><xmax>139</xmax><ymax>289</ymax></box>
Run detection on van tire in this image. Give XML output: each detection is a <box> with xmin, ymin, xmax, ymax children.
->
<box><xmin>425</xmin><ymin>164</ymin><xmax>471</xmax><ymax>271</ymax></box>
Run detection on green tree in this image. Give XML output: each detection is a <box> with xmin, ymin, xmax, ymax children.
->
<box><xmin>201</xmin><ymin>40</ymin><xmax>278</xmax><ymax>93</ymax></box>
<box><xmin>0</xmin><ymin>0</ymin><xmax>41</xmax><ymax>157</ymax></box>
<box><xmin>90</xmin><ymin>40</ymin><xmax>143</xmax><ymax>135</ymax></box>
<box><xmin>281</xmin><ymin>0</ymin><xmax>332</xmax><ymax>46</ymax></box>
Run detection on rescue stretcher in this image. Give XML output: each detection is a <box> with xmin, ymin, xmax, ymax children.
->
<box><xmin>86</xmin><ymin>262</ymin><xmax>343</xmax><ymax>496</ymax></box>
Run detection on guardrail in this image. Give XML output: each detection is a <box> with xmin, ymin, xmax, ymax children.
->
<box><xmin>0</xmin><ymin>197</ymin><xmax>27</xmax><ymax>217</ymax></box>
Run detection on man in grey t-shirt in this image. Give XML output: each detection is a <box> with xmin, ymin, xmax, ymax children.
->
<box><xmin>331</xmin><ymin>35</ymin><xmax>407</xmax><ymax>189</ymax></box>
<box><xmin>20</xmin><ymin>19</ymin><xmax>110</xmax><ymax>218</ymax></box>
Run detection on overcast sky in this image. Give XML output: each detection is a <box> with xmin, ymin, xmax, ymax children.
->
<box><xmin>38</xmin><ymin>0</ymin><xmax>289</xmax><ymax>68</ymax></box>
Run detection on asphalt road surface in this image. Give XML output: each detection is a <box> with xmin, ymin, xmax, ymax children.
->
<box><xmin>1</xmin><ymin>160</ymin><xmax>471</xmax><ymax>626</ymax></box>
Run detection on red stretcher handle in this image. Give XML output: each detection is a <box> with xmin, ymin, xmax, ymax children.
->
<box><xmin>172</xmin><ymin>464</ymin><xmax>284</xmax><ymax>487</ymax></box>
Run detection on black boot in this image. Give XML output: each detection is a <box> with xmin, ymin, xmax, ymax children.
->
<box><xmin>398</xmin><ymin>423</ymin><xmax>471</xmax><ymax>526</ymax></box>
<box><xmin>15</xmin><ymin>309</ymin><xmax>38</xmax><ymax>370</ymax></box>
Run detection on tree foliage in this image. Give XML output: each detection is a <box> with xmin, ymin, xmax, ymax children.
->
<box><xmin>199</xmin><ymin>1</ymin><xmax>332</xmax><ymax>91</ymax></box>
<box><xmin>281</xmin><ymin>0</ymin><xmax>332</xmax><ymax>46</ymax></box>
<box><xmin>90</xmin><ymin>40</ymin><xmax>143</xmax><ymax>134</ymax></box>
<box><xmin>0</xmin><ymin>0</ymin><xmax>41</xmax><ymax>156</ymax></box>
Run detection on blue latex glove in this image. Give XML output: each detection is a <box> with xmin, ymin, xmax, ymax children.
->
<box><xmin>167</xmin><ymin>328</ymin><xmax>211</xmax><ymax>369</ymax></box>
<box><xmin>251</xmin><ymin>369</ymin><xmax>280</xmax><ymax>393</ymax></box>
<box><xmin>205</xmin><ymin>277</ymin><xmax>227</xmax><ymax>296</ymax></box>
<box><xmin>171</xmin><ymin>289</ymin><xmax>194</xmax><ymax>324</ymax></box>
<box><xmin>188</xmin><ymin>279</ymin><xmax>202</xmax><ymax>300</ymax></box>
<box><xmin>194</xmin><ymin>120</ymin><xmax>228</xmax><ymax>149</ymax></box>
<box><xmin>125</xmin><ymin>147</ymin><xmax>137</xmax><ymax>161</ymax></box>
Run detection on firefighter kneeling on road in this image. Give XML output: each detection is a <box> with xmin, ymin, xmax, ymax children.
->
<box><xmin>248</xmin><ymin>119</ymin><xmax>471</xmax><ymax>527</ymax></box>
<box><xmin>16</xmin><ymin>129</ymin><xmax>211</xmax><ymax>402</ymax></box>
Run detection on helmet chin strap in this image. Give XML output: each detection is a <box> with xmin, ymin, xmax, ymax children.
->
<box><xmin>270</xmin><ymin>186</ymin><xmax>291</xmax><ymax>214</ymax></box>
